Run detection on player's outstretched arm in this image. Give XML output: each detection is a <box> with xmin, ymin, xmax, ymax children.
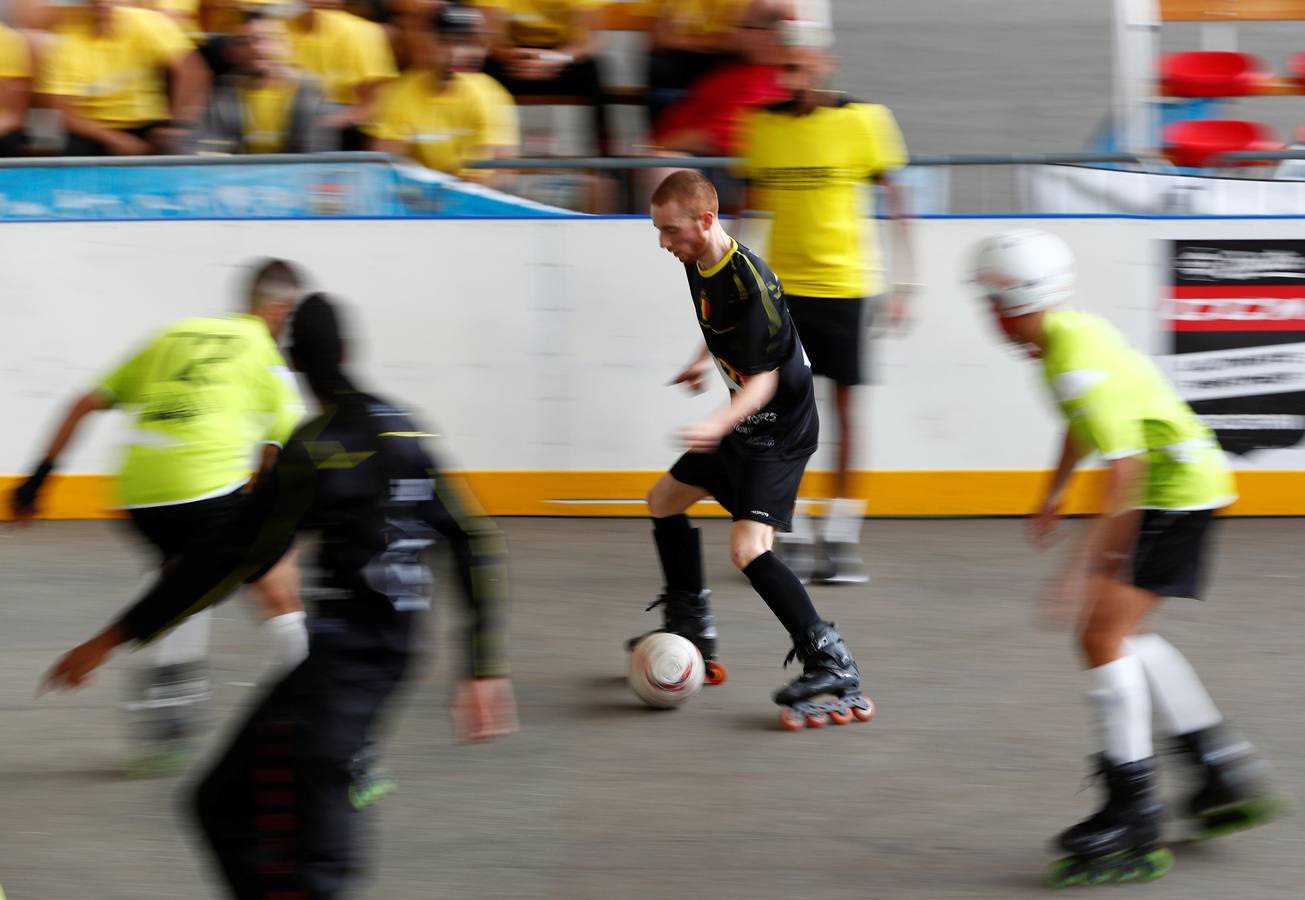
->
<box><xmin>680</xmin><ymin>368</ymin><xmax>778</xmax><ymax>453</ymax></box>
<box><xmin>1028</xmin><ymin>430</ymin><xmax>1085</xmax><ymax>547</ymax></box>
<box><xmin>670</xmin><ymin>344</ymin><xmax>714</xmax><ymax>394</ymax></box>
<box><xmin>11</xmin><ymin>389</ymin><xmax>110</xmax><ymax>521</ymax></box>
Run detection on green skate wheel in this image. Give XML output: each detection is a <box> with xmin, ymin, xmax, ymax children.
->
<box><xmin>1196</xmin><ymin>794</ymin><xmax>1292</xmax><ymax>841</ymax></box>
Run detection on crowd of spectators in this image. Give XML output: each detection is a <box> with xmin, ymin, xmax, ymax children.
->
<box><xmin>0</xmin><ymin>0</ymin><xmax>866</xmax><ymax>210</ymax></box>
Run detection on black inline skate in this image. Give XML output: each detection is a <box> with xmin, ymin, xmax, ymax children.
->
<box><xmin>1176</xmin><ymin>725</ymin><xmax>1291</xmax><ymax>840</ymax></box>
<box><xmin>626</xmin><ymin>588</ymin><xmax>727</xmax><ymax>684</ymax></box>
<box><xmin>773</xmin><ymin>621</ymin><xmax>874</xmax><ymax>730</ymax></box>
<box><xmin>1049</xmin><ymin>756</ymin><xmax>1173</xmax><ymax>887</ymax></box>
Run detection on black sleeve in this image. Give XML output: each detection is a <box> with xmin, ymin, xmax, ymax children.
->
<box><xmin>729</xmin><ymin>257</ymin><xmax>784</xmax><ymax>376</ymax></box>
<box><xmin>115</xmin><ymin>438</ymin><xmax>319</xmax><ymax>644</ymax></box>
<box><xmin>417</xmin><ymin>451</ymin><xmax>510</xmax><ymax>678</ymax></box>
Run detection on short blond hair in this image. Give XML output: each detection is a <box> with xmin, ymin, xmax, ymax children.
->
<box><xmin>651</xmin><ymin>170</ymin><xmax>719</xmax><ymax>219</ymax></box>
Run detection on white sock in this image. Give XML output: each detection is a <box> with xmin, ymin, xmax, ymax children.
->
<box><xmin>1088</xmin><ymin>655</ymin><xmax>1153</xmax><ymax>763</ymax></box>
<box><xmin>263</xmin><ymin>611</ymin><xmax>309</xmax><ymax>673</ymax></box>
<box><xmin>1126</xmin><ymin>633</ymin><xmax>1223</xmax><ymax>736</ymax></box>
<box><xmin>150</xmin><ymin>609</ymin><xmax>213</xmax><ymax>667</ymax></box>
<box><xmin>824</xmin><ymin>497</ymin><xmax>866</xmax><ymax>545</ymax></box>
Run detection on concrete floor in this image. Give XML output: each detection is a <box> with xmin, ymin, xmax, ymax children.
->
<box><xmin>0</xmin><ymin>517</ymin><xmax>1301</xmax><ymax>899</ymax></box>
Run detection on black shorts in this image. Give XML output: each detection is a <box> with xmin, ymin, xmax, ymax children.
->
<box><xmin>669</xmin><ymin>440</ymin><xmax>811</xmax><ymax>531</ymax></box>
<box><xmin>1131</xmin><ymin>508</ymin><xmax>1218</xmax><ymax>600</ymax></box>
<box><xmin>127</xmin><ymin>489</ymin><xmax>246</xmax><ymax>565</ymax></box>
<box><xmin>786</xmin><ymin>295</ymin><xmax>873</xmax><ymax>386</ymax></box>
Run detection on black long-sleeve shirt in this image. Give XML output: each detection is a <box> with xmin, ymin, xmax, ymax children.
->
<box><xmin>116</xmin><ymin>392</ymin><xmax>509</xmax><ymax>677</ymax></box>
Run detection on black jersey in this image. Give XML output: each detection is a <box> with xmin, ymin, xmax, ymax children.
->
<box><xmin>685</xmin><ymin>240</ymin><xmax>818</xmax><ymax>460</ymax></box>
<box><xmin>117</xmin><ymin>392</ymin><xmax>508</xmax><ymax>677</ymax></box>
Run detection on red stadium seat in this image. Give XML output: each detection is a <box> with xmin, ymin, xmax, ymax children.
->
<box><xmin>1160</xmin><ymin>51</ymin><xmax>1271</xmax><ymax>96</ymax></box>
<box><xmin>1162</xmin><ymin>119</ymin><xmax>1282</xmax><ymax>168</ymax></box>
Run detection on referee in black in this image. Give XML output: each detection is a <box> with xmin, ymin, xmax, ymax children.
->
<box><xmin>42</xmin><ymin>293</ymin><xmax>516</xmax><ymax>898</ymax></box>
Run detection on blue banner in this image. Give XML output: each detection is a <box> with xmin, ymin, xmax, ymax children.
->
<box><xmin>0</xmin><ymin>159</ymin><xmax>576</xmax><ymax>221</ymax></box>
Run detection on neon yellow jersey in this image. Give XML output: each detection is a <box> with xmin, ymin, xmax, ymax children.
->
<box><xmin>1040</xmin><ymin>310</ymin><xmax>1237</xmax><ymax>511</ymax></box>
<box><xmin>737</xmin><ymin>98</ymin><xmax>907</xmax><ymax>298</ymax></box>
<box><xmin>97</xmin><ymin>314</ymin><xmax>305</xmax><ymax>508</ymax></box>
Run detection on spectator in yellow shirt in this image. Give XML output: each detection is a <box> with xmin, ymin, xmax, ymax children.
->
<box><xmin>474</xmin><ymin>0</ymin><xmax>609</xmax><ymax>155</ymax></box>
<box><xmin>287</xmin><ymin>0</ymin><xmax>397</xmax><ymax>149</ymax></box>
<box><xmin>736</xmin><ymin>22</ymin><xmax>914</xmax><ymax>584</ymax></box>
<box><xmin>38</xmin><ymin>0</ymin><xmax>209</xmax><ymax>155</ymax></box>
<box><xmin>367</xmin><ymin>4</ymin><xmax>518</xmax><ymax>185</ymax></box>
<box><xmin>196</xmin><ymin>12</ymin><xmax>332</xmax><ymax>154</ymax></box>
<box><xmin>0</xmin><ymin>21</ymin><xmax>32</xmax><ymax>156</ymax></box>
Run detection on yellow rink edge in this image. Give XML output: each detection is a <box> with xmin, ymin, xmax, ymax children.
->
<box><xmin>2</xmin><ymin>470</ymin><xmax>1303</xmax><ymax>519</ymax></box>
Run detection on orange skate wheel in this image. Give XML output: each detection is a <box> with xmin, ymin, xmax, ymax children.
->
<box><xmin>852</xmin><ymin>700</ymin><xmax>875</xmax><ymax>722</ymax></box>
<box><xmin>804</xmin><ymin>712</ymin><xmax>829</xmax><ymax>728</ymax></box>
<box><xmin>828</xmin><ymin>708</ymin><xmax>854</xmax><ymax>725</ymax></box>
<box><xmin>779</xmin><ymin>709</ymin><xmax>805</xmax><ymax>731</ymax></box>
<box><xmin>704</xmin><ymin>661</ymin><xmax>727</xmax><ymax>685</ymax></box>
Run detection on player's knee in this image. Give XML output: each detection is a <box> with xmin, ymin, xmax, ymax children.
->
<box><xmin>1079</xmin><ymin>626</ymin><xmax>1126</xmax><ymax>668</ymax></box>
<box><xmin>730</xmin><ymin>539</ymin><xmax>766</xmax><ymax>571</ymax></box>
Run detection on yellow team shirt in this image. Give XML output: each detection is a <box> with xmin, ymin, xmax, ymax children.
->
<box><xmin>655</xmin><ymin>0</ymin><xmax>747</xmax><ymax>37</ymax></box>
<box><xmin>39</xmin><ymin>7</ymin><xmax>193</xmax><ymax>128</ymax></box>
<box><xmin>0</xmin><ymin>24</ymin><xmax>31</xmax><ymax>79</ymax></box>
<box><xmin>288</xmin><ymin>9</ymin><xmax>396</xmax><ymax>106</ymax></box>
<box><xmin>738</xmin><ymin>99</ymin><xmax>908</xmax><ymax>298</ymax></box>
<box><xmin>473</xmin><ymin>0</ymin><xmax>600</xmax><ymax>48</ymax></box>
<box><xmin>367</xmin><ymin>70</ymin><xmax>517</xmax><ymax>175</ymax></box>
<box><xmin>242</xmin><ymin>82</ymin><xmax>297</xmax><ymax>153</ymax></box>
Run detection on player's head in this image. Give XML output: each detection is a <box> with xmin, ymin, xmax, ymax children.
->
<box><xmin>650</xmin><ymin>170</ymin><xmax>720</xmax><ymax>264</ymax></box>
<box><xmin>288</xmin><ymin>292</ymin><xmax>347</xmax><ymax>397</ymax></box>
<box><xmin>971</xmin><ymin>229</ymin><xmax>1074</xmax><ymax>353</ymax></box>
<box><xmin>437</xmin><ymin>3</ymin><xmax>488</xmax><ymax>73</ymax></box>
<box><xmin>776</xmin><ymin>19</ymin><xmax>835</xmax><ymax>96</ymax></box>
<box><xmin>245</xmin><ymin>258</ymin><xmax>305</xmax><ymax>339</ymax></box>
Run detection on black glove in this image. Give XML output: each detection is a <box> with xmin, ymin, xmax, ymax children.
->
<box><xmin>13</xmin><ymin>459</ymin><xmax>54</xmax><ymax>517</ymax></box>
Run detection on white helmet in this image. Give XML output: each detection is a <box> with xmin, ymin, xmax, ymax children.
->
<box><xmin>971</xmin><ymin>229</ymin><xmax>1075</xmax><ymax>317</ymax></box>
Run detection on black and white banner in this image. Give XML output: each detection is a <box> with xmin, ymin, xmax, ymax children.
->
<box><xmin>1163</xmin><ymin>240</ymin><xmax>1305</xmax><ymax>456</ymax></box>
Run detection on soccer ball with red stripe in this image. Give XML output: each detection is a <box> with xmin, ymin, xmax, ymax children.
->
<box><xmin>628</xmin><ymin>633</ymin><xmax>705</xmax><ymax>709</ymax></box>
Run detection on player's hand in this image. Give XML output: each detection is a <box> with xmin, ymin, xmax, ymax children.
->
<box><xmin>39</xmin><ymin>625</ymin><xmax>128</xmax><ymax>695</ymax></box>
<box><xmin>678</xmin><ymin>414</ymin><xmax>733</xmax><ymax>453</ymax></box>
<box><xmin>1027</xmin><ymin>501</ymin><xmax>1062</xmax><ymax>548</ymax></box>
<box><xmin>11</xmin><ymin>459</ymin><xmax>55</xmax><ymax>526</ymax></box>
<box><xmin>884</xmin><ymin>286</ymin><xmax>915</xmax><ymax>336</ymax></box>
<box><xmin>453</xmin><ymin>677</ymin><xmax>519</xmax><ymax>742</ymax></box>
<box><xmin>670</xmin><ymin>359</ymin><xmax>712</xmax><ymax>394</ymax></box>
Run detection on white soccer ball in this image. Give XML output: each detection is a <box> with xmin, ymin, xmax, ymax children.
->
<box><xmin>628</xmin><ymin>633</ymin><xmax>705</xmax><ymax>709</ymax></box>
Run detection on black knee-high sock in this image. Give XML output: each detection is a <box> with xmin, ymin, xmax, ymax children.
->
<box><xmin>652</xmin><ymin>514</ymin><xmax>704</xmax><ymax>593</ymax></box>
<box><xmin>743</xmin><ymin>551</ymin><xmax>820</xmax><ymax>638</ymax></box>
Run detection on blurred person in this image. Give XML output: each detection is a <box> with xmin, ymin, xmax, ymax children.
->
<box><xmin>646</xmin><ymin>0</ymin><xmax>757</xmax><ymax>127</ymax></box>
<box><xmin>367</xmin><ymin>3</ymin><xmax>517</xmax><ymax>185</ymax></box>
<box><xmin>196</xmin><ymin>11</ymin><xmax>332</xmax><ymax>154</ymax></box>
<box><xmin>736</xmin><ymin>21</ymin><xmax>914</xmax><ymax>584</ymax></box>
<box><xmin>474</xmin><ymin>0</ymin><xmax>610</xmax><ymax>156</ymax></box>
<box><xmin>646</xmin><ymin>2</ymin><xmax>788</xmax><ymax>212</ymax></box>
<box><xmin>0</xmin><ymin>15</ymin><xmax>31</xmax><ymax>156</ymax></box>
<box><xmin>36</xmin><ymin>0</ymin><xmax>209</xmax><ymax>156</ymax></box>
<box><xmin>970</xmin><ymin>229</ymin><xmax>1288</xmax><ymax>886</ymax></box>
<box><xmin>13</xmin><ymin>259</ymin><xmax>309</xmax><ymax>776</ymax></box>
<box><xmin>42</xmin><ymin>293</ymin><xmax>517</xmax><ymax>898</ymax></box>
<box><xmin>640</xmin><ymin>170</ymin><xmax>874</xmax><ymax>731</ymax></box>
<box><xmin>287</xmin><ymin>0</ymin><xmax>398</xmax><ymax>149</ymax></box>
